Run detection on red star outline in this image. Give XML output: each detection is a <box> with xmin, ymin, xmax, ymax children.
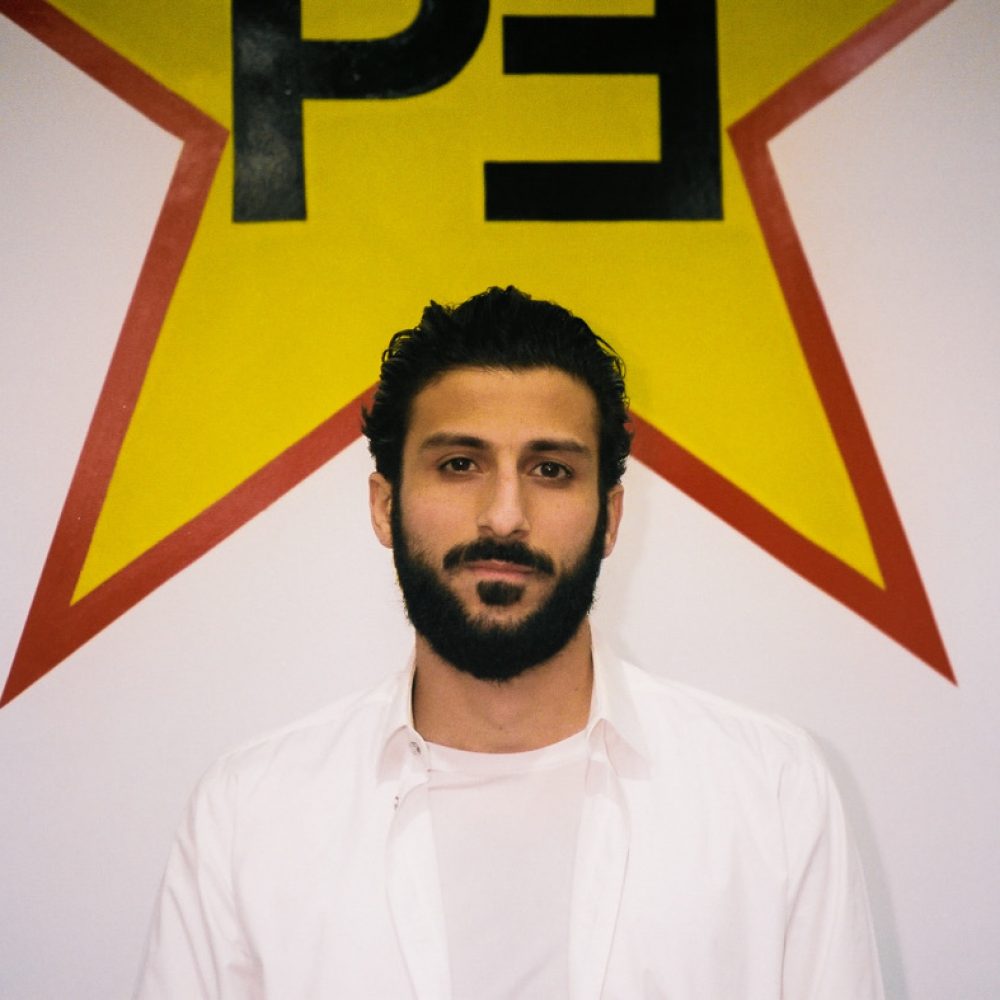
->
<box><xmin>1</xmin><ymin>0</ymin><xmax>955</xmax><ymax>706</ymax></box>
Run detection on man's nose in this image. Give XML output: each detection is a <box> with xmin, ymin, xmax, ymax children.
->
<box><xmin>476</xmin><ymin>470</ymin><xmax>529</xmax><ymax>538</ymax></box>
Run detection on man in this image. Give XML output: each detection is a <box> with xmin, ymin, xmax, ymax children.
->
<box><xmin>135</xmin><ymin>287</ymin><xmax>884</xmax><ymax>998</ymax></box>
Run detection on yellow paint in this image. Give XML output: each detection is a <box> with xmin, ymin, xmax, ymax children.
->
<box><xmin>64</xmin><ymin>0</ymin><xmax>891</xmax><ymax>601</ymax></box>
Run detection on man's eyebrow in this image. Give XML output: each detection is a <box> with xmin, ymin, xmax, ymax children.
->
<box><xmin>417</xmin><ymin>433</ymin><xmax>591</xmax><ymax>456</ymax></box>
<box><xmin>418</xmin><ymin>433</ymin><xmax>488</xmax><ymax>451</ymax></box>
<box><xmin>526</xmin><ymin>438</ymin><xmax>591</xmax><ymax>456</ymax></box>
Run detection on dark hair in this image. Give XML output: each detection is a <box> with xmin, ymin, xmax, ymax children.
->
<box><xmin>362</xmin><ymin>286</ymin><xmax>631</xmax><ymax>491</ymax></box>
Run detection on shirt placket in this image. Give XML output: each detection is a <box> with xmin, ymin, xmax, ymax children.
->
<box><xmin>569</xmin><ymin>727</ymin><xmax>631</xmax><ymax>1000</ymax></box>
<box><xmin>385</xmin><ymin>734</ymin><xmax>452</xmax><ymax>1000</ymax></box>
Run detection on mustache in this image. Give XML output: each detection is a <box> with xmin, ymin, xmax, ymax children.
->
<box><xmin>442</xmin><ymin>538</ymin><xmax>555</xmax><ymax>576</ymax></box>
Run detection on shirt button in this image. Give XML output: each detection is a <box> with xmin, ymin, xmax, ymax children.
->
<box><xmin>408</xmin><ymin>740</ymin><xmax>422</xmax><ymax>756</ymax></box>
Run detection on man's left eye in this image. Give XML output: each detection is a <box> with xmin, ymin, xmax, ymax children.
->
<box><xmin>533</xmin><ymin>461</ymin><xmax>571</xmax><ymax>480</ymax></box>
<box><xmin>442</xmin><ymin>457</ymin><xmax>475</xmax><ymax>473</ymax></box>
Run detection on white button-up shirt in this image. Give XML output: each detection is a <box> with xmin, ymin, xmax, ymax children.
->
<box><xmin>135</xmin><ymin>645</ymin><xmax>884</xmax><ymax>999</ymax></box>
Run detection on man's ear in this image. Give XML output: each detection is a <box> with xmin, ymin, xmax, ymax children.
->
<box><xmin>602</xmin><ymin>484</ymin><xmax>624</xmax><ymax>558</ymax></box>
<box><xmin>369</xmin><ymin>473</ymin><xmax>394</xmax><ymax>549</ymax></box>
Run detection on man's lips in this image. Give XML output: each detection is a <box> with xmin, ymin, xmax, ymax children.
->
<box><xmin>462</xmin><ymin>559</ymin><xmax>535</xmax><ymax>581</ymax></box>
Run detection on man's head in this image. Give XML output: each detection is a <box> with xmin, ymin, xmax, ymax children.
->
<box><xmin>363</xmin><ymin>287</ymin><xmax>631</xmax><ymax>681</ymax></box>
<box><xmin>362</xmin><ymin>286</ymin><xmax>631</xmax><ymax>495</ymax></box>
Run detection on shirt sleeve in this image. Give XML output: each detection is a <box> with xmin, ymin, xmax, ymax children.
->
<box><xmin>133</xmin><ymin>760</ymin><xmax>261</xmax><ymax>1000</ymax></box>
<box><xmin>778</xmin><ymin>734</ymin><xmax>885</xmax><ymax>1000</ymax></box>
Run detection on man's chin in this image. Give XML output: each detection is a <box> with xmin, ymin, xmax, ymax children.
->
<box><xmin>475</xmin><ymin>579</ymin><xmax>527</xmax><ymax>608</ymax></box>
<box><xmin>448</xmin><ymin>579</ymin><xmax>548</xmax><ymax>618</ymax></box>
<box><xmin>467</xmin><ymin>610</ymin><xmax>535</xmax><ymax>635</ymax></box>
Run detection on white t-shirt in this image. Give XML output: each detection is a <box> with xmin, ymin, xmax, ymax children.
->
<box><xmin>427</xmin><ymin>732</ymin><xmax>588</xmax><ymax>1000</ymax></box>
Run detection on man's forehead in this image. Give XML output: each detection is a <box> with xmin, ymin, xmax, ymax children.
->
<box><xmin>406</xmin><ymin>365</ymin><xmax>600</xmax><ymax>447</ymax></box>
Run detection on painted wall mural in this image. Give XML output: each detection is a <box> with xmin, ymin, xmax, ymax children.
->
<box><xmin>2</xmin><ymin>0</ymin><xmax>956</xmax><ymax>706</ymax></box>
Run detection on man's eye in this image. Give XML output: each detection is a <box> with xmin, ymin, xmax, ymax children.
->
<box><xmin>534</xmin><ymin>461</ymin><xmax>571</xmax><ymax>480</ymax></box>
<box><xmin>441</xmin><ymin>457</ymin><xmax>475</xmax><ymax>473</ymax></box>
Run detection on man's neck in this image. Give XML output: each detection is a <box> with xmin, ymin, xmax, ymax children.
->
<box><xmin>411</xmin><ymin>620</ymin><xmax>594</xmax><ymax>753</ymax></box>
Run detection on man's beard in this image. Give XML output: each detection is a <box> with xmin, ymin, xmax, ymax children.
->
<box><xmin>390</xmin><ymin>495</ymin><xmax>607</xmax><ymax>682</ymax></box>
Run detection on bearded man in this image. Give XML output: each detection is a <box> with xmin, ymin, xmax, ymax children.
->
<box><xmin>135</xmin><ymin>286</ymin><xmax>884</xmax><ymax>999</ymax></box>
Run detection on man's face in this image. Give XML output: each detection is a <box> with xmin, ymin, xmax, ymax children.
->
<box><xmin>369</xmin><ymin>366</ymin><xmax>623</xmax><ymax>681</ymax></box>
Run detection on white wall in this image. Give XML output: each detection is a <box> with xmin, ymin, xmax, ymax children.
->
<box><xmin>1</xmin><ymin>1</ymin><xmax>997</xmax><ymax>997</ymax></box>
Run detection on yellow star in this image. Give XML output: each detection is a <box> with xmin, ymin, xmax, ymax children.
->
<box><xmin>3</xmin><ymin>0</ymin><xmax>953</xmax><ymax>704</ymax></box>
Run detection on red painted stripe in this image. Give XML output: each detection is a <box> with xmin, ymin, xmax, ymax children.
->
<box><xmin>723</xmin><ymin>0</ymin><xmax>955</xmax><ymax>680</ymax></box>
<box><xmin>1</xmin><ymin>0</ymin><xmax>228</xmax><ymax>704</ymax></box>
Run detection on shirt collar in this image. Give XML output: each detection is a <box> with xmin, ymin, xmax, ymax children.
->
<box><xmin>376</xmin><ymin>652</ymin><xmax>424</xmax><ymax>784</ymax></box>
<box><xmin>585</xmin><ymin>633</ymin><xmax>650</xmax><ymax>778</ymax></box>
<box><xmin>375</xmin><ymin>634</ymin><xmax>651</xmax><ymax>782</ymax></box>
